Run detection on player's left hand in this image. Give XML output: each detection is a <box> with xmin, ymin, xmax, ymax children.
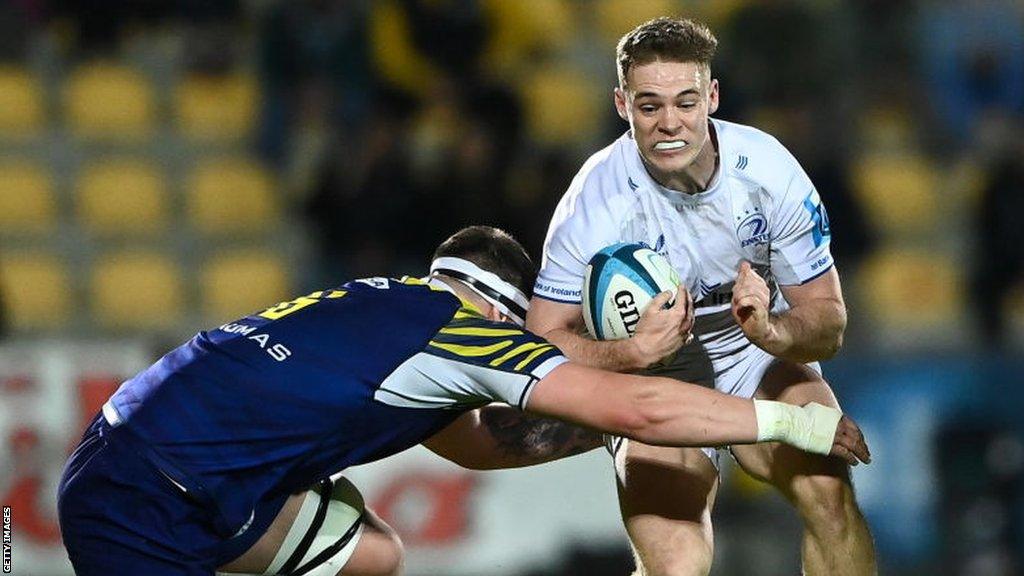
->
<box><xmin>731</xmin><ymin>261</ymin><xmax>775</xmax><ymax>347</ymax></box>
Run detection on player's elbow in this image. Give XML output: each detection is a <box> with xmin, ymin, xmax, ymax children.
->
<box><xmin>821</xmin><ymin>305</ymin><xmax>847</xmax><ymax>359</ymax></box>
<box><xmin>605</xmin><ymin>382</ymin><xmax>676</xmax><ymax>445</ymax></box>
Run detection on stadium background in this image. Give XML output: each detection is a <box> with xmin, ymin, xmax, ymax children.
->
<box><xmin>0</xmin><ymin>0</ymin><xmax>1022</xmax><ymax>574</ymax></box>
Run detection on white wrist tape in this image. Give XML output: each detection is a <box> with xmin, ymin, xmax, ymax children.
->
<box><xmin>754</xmin><ymin>400</ymin><xmax>842</xmax><ymax>455</ymax></box>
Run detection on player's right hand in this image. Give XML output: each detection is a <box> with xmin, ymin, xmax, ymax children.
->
<box><xmin>829</xmin><ymin>414</ymin><xmax>871</xmax><ymax>466</ymax></box>
<box><xmin>631</xmin><ymin>285</ymin><xmax>695</xmax><ymax>367</ymax></box>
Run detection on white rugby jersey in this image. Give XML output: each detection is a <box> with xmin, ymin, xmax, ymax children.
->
<box><xmin>535</xmin><ymin>118</ymin><xmax>833</xmax><ymax>384</ymax></box>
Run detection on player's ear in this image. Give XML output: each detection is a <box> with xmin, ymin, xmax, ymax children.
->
<box><xmin>485</xmin><ymin>304</ymin><xmax>504</xmax><ymax>323</ymax></box>
<box><xmin>707</xmin><ymin>78</ymin><xmax>720</xmax><ymax>115</ymax></box>
<box><xmin>614</xmin><ymin>87</ymin><xmax>629</xmax><ymax>121</ymax></box>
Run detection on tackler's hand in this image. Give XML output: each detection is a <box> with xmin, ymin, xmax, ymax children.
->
<box><xmin>829</xmin><ymin>414</ymin><xmax>872</xmax><ymax>467</ymax></box>
<box><xmin>631</xmin><ymin>285</ymin><xmax>693</xmax><ymax>368</ymax></box>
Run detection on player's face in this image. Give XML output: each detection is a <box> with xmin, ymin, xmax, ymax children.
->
<box><xmin>615</xmin><ymin>60</ymin><xmax>719</xmax><ymax>187</ymax></box>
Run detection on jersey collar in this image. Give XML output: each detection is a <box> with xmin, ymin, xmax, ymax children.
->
<box><xmin>626</xmin><ymin>118</ymin><xmax>726</xmax><ymax>205</ymax></box>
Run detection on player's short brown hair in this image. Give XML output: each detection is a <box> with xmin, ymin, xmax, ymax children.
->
<box><xmin>433</xmin><ymin>226</ymin><xmax>536</xmax><ymax>296</ymax></box>
<box><xmin>616</xmin><ymin>17</ymin><xmax>718</xmax><ymax>87</ymax></box>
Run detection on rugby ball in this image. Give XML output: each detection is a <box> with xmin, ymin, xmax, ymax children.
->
<box><xmin>582</xmin><ymin>243</ymin><xmax>681</xmax><ymax>340</ymax></box>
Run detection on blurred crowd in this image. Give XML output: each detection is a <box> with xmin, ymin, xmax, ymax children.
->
<box><xmin>0</xmin><ymin>3</ymin><xmax>1022</xmax><ymax>575</ymax></box>
<box><xmin>1</xmin><ymin>0</ymin><xmax>1024</xmax><ymax>352</ymax></box>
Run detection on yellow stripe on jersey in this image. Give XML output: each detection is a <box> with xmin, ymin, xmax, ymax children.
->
<box><xmin>439</xmin><ymin>326</ymin><xmax>524</xmax><ymax>337</ymax></box>
<box><xmin>489</xmin><ymin>342</ymin><xmax>553</xmax><ymax>368</ymax></box>
<box><xmin>428</xmin><ymin>339</ymin><xmax>514</xmax><ymax>357</ymax></box>
<box><xmin>453</xmin><ymin>308</ymin><xmax>484</xmax><ymax>320</ymax></box>
<box><xmin>514</xmin><ymin>345</ymin><xmax>556</xmax><ymax>371</ymax></box>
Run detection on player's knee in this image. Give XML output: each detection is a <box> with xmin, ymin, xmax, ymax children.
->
<box><xmin>791</xmin><ymin>473</ymin><xmax>858</xmax><ymax>536</ymax></box>
<box><xmin>348</xmin><ymin>513</ymin><xmax>405</xmax><ymax>576</ymax></box>
<box><xmin>639</xmin><ymin>543</ymin><xmax>713</xmax><ymax>576</ymax></box>
<box><xmin>370</xmin><ymin>526</ymin><xmax>404</xmax><ymax>576</ymax></box>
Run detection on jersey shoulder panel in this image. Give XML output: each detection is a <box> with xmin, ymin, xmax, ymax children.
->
<box><xmin>553</xmin><ymin>133</ymin><xmax>639</xmax><ymax>225</ymax></box>
<box><xmin>714</xmin><ymin>120</ymin><xmax>834</xmax><ymax>284</ymax></box>
<box><xmin>374</xmin><ymin>315</ymin><xmax>567</xmax><ymax>410</ymax></box>
<box><xmin>425</xmin><ymin>316</ymin><xmax>565</xmax><ymax>376</ymax></box>
<box><xmin>537</xmin><ymin>133</ymin><xmax>641</xmax><ymax>303</ymax></box>
<box><xmin>715</xmin><ymin>118</ymin><xmax>803</xmax><ymax>198</ymax></box>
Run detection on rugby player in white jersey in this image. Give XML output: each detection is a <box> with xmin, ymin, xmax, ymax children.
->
<box><xmin>526</xmin><ymin>18</ymin><xmax>877</xmax><ymax>576</ymax></box>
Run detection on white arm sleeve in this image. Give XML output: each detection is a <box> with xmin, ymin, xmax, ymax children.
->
<box><xmin>374</xmin><ymin>318</ymin><xmax>568</xmax><ymax>410</ymax></box>
<box><xmin>769</xmin><ymin>148</ymin><xmax>834</xmax><ymax>286</ymax></box>
<box><xmin>534</xmin><ymin>167</ymin><xmax>627</xmax><ymax>304</ymax></box>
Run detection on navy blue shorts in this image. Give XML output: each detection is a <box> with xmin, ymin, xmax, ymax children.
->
<box><xmin>58</xmin><ymin>416</ymin><xmax>287</xmax><ymax>576</ymax></box>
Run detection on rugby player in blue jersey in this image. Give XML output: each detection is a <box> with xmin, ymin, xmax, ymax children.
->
<box><xmin>58</xmin><ymin>226</ymin><xmax>869</xmax><ymax>576</ymax></box>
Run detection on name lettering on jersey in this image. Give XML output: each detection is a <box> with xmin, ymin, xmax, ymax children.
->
<box><xmin>613</xmin><ymin>290</ymin><xmax>642</xmax><ymax>335</ymax></box>
<box><xmin>247</xmin><ymin>333</ymin><xmax>292</xmax><ymax>362</ymax></box>
<box><xmin>220</xmin><ymin>322</ymin><xmax>257</xmax><ymax>336</ymax></box>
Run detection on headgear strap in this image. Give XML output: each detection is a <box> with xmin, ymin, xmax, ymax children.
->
<box><xmin>429</xmin><ymin>257</ymin><xmax>530</xmax><ymax>326</ymax></box>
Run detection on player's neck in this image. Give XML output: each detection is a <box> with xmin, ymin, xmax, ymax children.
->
<box><xmin>648</xmin><ymin>123</ymin><xmax>719</xmax><ymax>195</ymax></box>
<box><xmin>435</xmin><ymin>276</ymin><xmax>491</xmax><ymax>316</ymax></box>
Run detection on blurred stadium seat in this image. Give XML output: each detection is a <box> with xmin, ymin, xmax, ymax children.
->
<box><xmin>201</xmin><ymin>250</ymin><xmax>290</xmax><ymax>324</ymax></box>
<box><xmin>0</xmin><ymin>162</ymin><xmax>57</xmax><ymax>236</ymax></box>
<box><xmin>186</xmin><ymin>158</ymin><xmax>279</xmax><ymax>236</ymax></box>
<box><xmin>481</xmin><ymin>0</ymin><xmax>573</xmax><ymax>77</ymax></box>
<box><xmin>0</xmin><ymin>251</ymin><xmax>72</xmax><ymax>331</ymax></box>
<box><xmin>90</xmin><ymin>250</ymin><xmax>184</xmax><ymax>331</ymax></box>
<box><xmin>175</xmin><ymin>72</ymin><xmax>257</xmax><ymax>141</ymax></box>
<box><xmin>851</xmin><ymin>152</ymin><xmax>939</xmax><ymax>237</ymax></box>
<box><xmin>857</xmin><ymin>247</ymin><xmax>962</xmax><ymax>331</ymax></box>
<box><xmin>64</xmin><ymin>62</ymin><xmax>155</xmax><ymax>140</ymax></box>
<box><xmin>519</xmin><ymin>64</ymin><xmax>603</xmax><ymax>147</ymax></box>
<box><xmin>0</xmin><ymin>65</ymin><xmax>45</xmax><ymax>138</ymax></box>
<box><xmin>76</xmin><ymin>158</ymin><xmax>169</xmax><ymax>237</ymax></box>
<box><xmin>594</xmin><ymin>0</ymin><xmax>679</xmax><ymax>45</ymax></box>
<box><xmin>370</xmin><ymin>0</ymin><xmax>438</xmax><ymax>95</ymax></box>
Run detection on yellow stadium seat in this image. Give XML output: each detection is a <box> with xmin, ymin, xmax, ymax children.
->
<box><xmin>481</xmin><ymin>0</ymin><xmax>574</xmax><ymax>77</ymax></box>
<box><xmin>519</xmin><ymin>64</ymin><xmax>603</xmax><ymax>146</ymax></box>
<box><xmin>90</xmin><ymin>251</ymin><xmax>184</xmax><ymax>331</ymax></box>
<box><xmin>857</xmin><ymin>248</ymin><xmax>962</xmax><ymax>331</ymax></box>
<box><xmin>594</xmin><ymin>0</ymin><xmax>680</xmax><ymax>46</ymax></box>
<box><xmin>0</xmin><ymin>162</ymin><xmax>56</xmax><ymax>235</ymax></box>
<box><xmin>201</xmin><ymin>250</ymin><xmax>291</xmax><ymax>324</ymax></box>
<box><xmin>64</xmin><ymin>62</ymin><xmax>155</xmax><ymax>140</ymax></box>
<box><xmin>0</xmin><ymin>66</ymin><xmax>44</xmax><ymax>138</ymax></box>
<box><xmin>851</xmin><ymin>152</ymin><xmax>939</xmax><ymax>237</ymax></box>
<box><xmin>77</xmin><ymin>159</ymin><xmax>169</xmax><ymax>237</ymax></box>
<box><xmin>369</xmin><ymin>0</ymin><xmax>439</xmax><ymax>95</ymax></box>
<box><xmin>0</xmin><ymin>251</ymin><xmax>72</xmax><ymax>330</ymax></box>
<box><xmin>187</xmin><ymin>158</ymin><xmax>279</xmax><ymax>236</ymax></box>
<box><xmin>859</xmin><ymin>106</ymin><xmax>915</xmax><ymax>151</ymax></box>
<box><xmin>175</xmin><ymin>73</ymin><xmax>258</xmax><ymax>141</ymax></box>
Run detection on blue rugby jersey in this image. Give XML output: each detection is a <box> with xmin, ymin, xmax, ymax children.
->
<box><xmin>102</xmin><ymin>277</ymin><xmax>566</xmax><ymax>536</ymax></box>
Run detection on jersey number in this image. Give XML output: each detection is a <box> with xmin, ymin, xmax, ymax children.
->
<box><xmin>258</xmin><ymin>290</ymin><xmax>347</xmax><ymax>320</ymax></box>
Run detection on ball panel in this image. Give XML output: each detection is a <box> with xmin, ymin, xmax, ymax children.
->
<box><xmin>581</xmin><ymin>243</ymin><xmax>682</xmax><ymax>341</ymax></box>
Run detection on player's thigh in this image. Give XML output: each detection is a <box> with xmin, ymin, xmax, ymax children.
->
<box><xmin>616</xmin><ymin>440</ymin><xmax>720</xmax><ymax>568</ymax></box>
<box><xmin>730</xmin><ymin>359</ymin><xmax>849</xmax><ymax>495</ymax></box>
